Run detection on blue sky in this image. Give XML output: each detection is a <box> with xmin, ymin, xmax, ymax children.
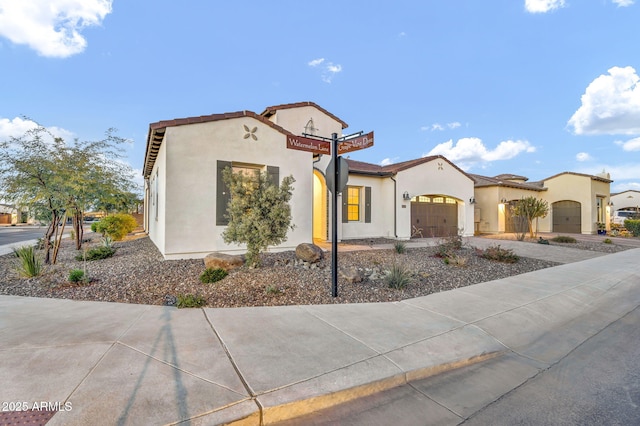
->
<box><xmin>1</xmin><ymin>0</ymin><xmax>639</xmax><ymax>193</ymax></box>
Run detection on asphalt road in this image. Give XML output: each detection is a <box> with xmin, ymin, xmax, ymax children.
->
<box><xmin>0</xmin><ymin>226</ymin><xmax>49</xmax><ymax>246</ymax></box>
<box><xmin>278</xmin><ymin>306</ymin><xmax>640</xmax><ymax>425</ymax></box>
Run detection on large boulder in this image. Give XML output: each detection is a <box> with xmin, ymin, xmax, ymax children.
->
<box><xmin>295</xmin><ymin>243</ymin><xmax>323</xmax><ymax>264</ymax></box>
<box><xmin>339</xmin><ymin>266</ymin><xmax>364</xmax><ymax>284</ymax></box>
<box><xmin>204</xmin><ymin>252</ymin><xmax>244</xmax><ymax>271</ymax></box>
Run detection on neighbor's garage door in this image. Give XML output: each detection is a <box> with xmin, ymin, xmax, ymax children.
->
<box><xmin>411</xmin><ymin>196</ymin><xmax>458</xmax><ymax>238</ymax></box>
<box><xmin>0</xmin><ymin>213</ymin><xmax>11</xmax><ymax>224</ymax></box>
<box><xmin>553</xmin><ymin>200</ymin><xmax>581</xmax><ymax>233</ymax></box>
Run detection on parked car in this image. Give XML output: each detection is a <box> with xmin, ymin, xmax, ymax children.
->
<box><xmin>612</xmin><ymin>210</ymin><xmax>639</xmax><ymax>225</ymax></box>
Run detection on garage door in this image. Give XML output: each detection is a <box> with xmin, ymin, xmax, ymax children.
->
<box><xmin>0</xmin><ymin>213</ymin><xmax>11</xmax><ymax>224</ymax></box>
<box><xmin>411</xmin><ymin>196</ymin><xmax>458</xmax><ymax>238</ymax></box>
<box><xmin>553</xmin><ymin>200</ymin><xmax>581</xmax><ymax>233</ymax></box>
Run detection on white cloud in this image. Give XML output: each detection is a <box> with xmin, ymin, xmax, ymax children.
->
<box><xmin>0</xmin><ymin>0</ymin><xmax>112</xmax><ymax>58</ymax></box>
<box><xmin>0</xmin><ymin>116</ymin><xmax>74</xmax><ymax>142</ymax></box>
<box><xmin>616</xmin><ymin>136</ymin><xmax>640</xmax><ymax>151</ymax></box>
<box><xmin>576</xmin><ymin>152</ymin><xmax>592</xmax><ymax>161</ymax></box>
<box><xmin>578</xmin><ymin>163</ymin><xmax>640</xmax><ymax>181</ymax></box>
<box><xmin>431</xmin><ymin>123</ymin><xmax>444</xmax><ymax>131</ymax></box>
<box><xmin>525</xmin><ymin>0</ymin><xmax>566</xmax><ymax>13</ymax></box>
<box><xmin>568</xmin><ymin>66</ymin><xmax>640</xmax><ymax>135</ymax></box>
<box><xmin>380</xmin><ymin>157</ymin><xmax>399</xmax><ymax>166</ymax></box>
<box><xmin>425</xmin><ymin>137</ymin><xmax>535</xmax><ymax>169</ymax></box>
<box><xmin>308</xmin><ymin>58</ymin><xmax>325</xmax><ymax>67</ymax></box>
<box><xmin>447</xmin><ymin>122</ymin><xmax>461</xmax><ymax>129</ymax></box>
<box><xmin>424</xmin><ymin>122</ymin><xmax>461</xmax><ymax>131</ymax></box>
<box><xmin>612</xmin><ymin>0</ymin><xmax>634</xmax><ymax>6</ymax></box>
<box><xmin>612</xmin><ymin>181</ymin><xmax>640</xmax><ymax>192</ymax></box>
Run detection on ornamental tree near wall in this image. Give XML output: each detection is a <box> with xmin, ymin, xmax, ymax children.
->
<box><xmin>221</xmin><ymin>167</ymin><xmax>295</xmax><ymax>267</ymax></box>
<box><xmin>513</xmin><ymin>196</ymin><xmax>549</xmax><ymax>238</ymax></box>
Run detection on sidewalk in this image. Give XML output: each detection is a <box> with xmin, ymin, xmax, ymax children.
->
<box><xmin>0</xmin><ymin>246</ymin><xmax>639</xmax><ymax>424</ymax></box>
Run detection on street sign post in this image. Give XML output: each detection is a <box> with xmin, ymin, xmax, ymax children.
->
<box><xmin>286</xmin><ymin>135</ymin><xmax>331</xmax><ymax>154</ymax></box>
<box><xmin>338</xmin><ymin>131</ymin><xmax>374</xmax><ymax>155</ymax></box>
<box><xmin>325</xmin><ymin>156</ymin><xmax>349</xmax><ymax>194</ymax></box>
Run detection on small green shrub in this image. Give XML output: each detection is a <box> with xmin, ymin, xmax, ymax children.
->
<box><xmin>435</xmin><ymin>234</ymin><xmax>463</xmax><ymax>258</ymax></box>
<box><xmin>75</xmin><ymin>246</ymin><xmax>115</xmax><ymax>261</ymax></box>
<box><xmin>90</xmin><ymin>222</ymin><xmax>99</xmax><ymax>233</ymax></box>
<box><xmin>265</xmin><ymin>285</ymin><xmax>282</xmax><ymax>295</ymax></box>
<box><xmin>177</xmin><ymin>294</ymin><xmax>206</xmax><ymax>308</ymax></box>
<box><xmin>476</xmin><ymin>244</ymin><xmax>519</xmax><ymax>263</ymax></box>
<box><xmin>200</xmin><ymin>267</ymin><xmax>228</xmax><ymax>283</ymax></box>
<box><xmin>385</xmin><ymin>263</ymin><xmax>412</xmax><ymax>289</ymax></box>
<box><xmin>93</xmin><ymin>213</ymin><xmax>138</xmax><ymax>241</ymax></box>
<box><xmin>101</xmin><ymin>235</ymin><xmax>113</xmax><ymax>249</ymax></box>
<box><xmin>69</xmin><ymin>269</ymin><xmax>87</xmax><ymax>283</ymax></box>
<box><xmin>35</xmin><ymin>237</ymin><xmax>50</xmax><ymax>250</ymax></box>
<box><xmin>394</xmin><ymin>241</ymin><xmax>407</xmax><ymax>254</ymax></box>
<box><xmin>13</xmin><ymin>246</ymin><xmax>43</xmax><ymax>277</ymax></box>
<box><xmin>624</xmin><ymin>219</ymin><xmax>640</xmax><ymax>237</ymax></box>
<box><xmin>551</xmin><ymin>235</ymin><xmax>577</xmax><ymax>243</ymax></box>
<box><xmin>603</xmin><ymin>238</ymin><xmax>613</xmax><ymax>244</ymax></box>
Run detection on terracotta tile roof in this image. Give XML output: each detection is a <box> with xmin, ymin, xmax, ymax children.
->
<box><xmin>143</xmin><ymin>110</ymin><xmax>295</xmax><ymax>178</ymax></box>
<box><xmin>261</xmin><ymin>101</ymin><xmax>349</xmax><ymax>129</ymax></box>
<box><xmin>542</xmin><ymin>171</ymin><xmax>613</xmax><ymax>184</ymax></box>
<box><xmin>346</xmin><ymin>155</ymin><xmax>474</xmax><ymax>181</ymax></box>
<box><xmin>470</xmin><ymin>173</ymin><xmax>546</xmax><ymax>191</ymax></box>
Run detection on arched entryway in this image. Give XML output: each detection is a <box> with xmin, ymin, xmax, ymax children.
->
<box><xmin>552</xmin><ymin>200</ymin><xmax>581</xmax><ymax>233</ymax></box>
<box><xmin>313</xmin><ymin>169</ymin><xmax>328</xmax><ymax>240</ymax></box>
<box><xmin>410</xmin><ymin>195</ymin><xmax>458</xmax><ymax>238</ymax></box>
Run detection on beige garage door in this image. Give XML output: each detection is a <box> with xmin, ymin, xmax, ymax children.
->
<box><xmin>411</xmin><ymin>196</ymin><xmax>458</xmax><ymax>238</ymax></box>
<box><xmin>553</xmin><ymin>200</ymin><xmax>581</xmax><ymax>233</ymax></box>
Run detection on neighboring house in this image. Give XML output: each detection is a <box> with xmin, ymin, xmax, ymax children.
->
<box><xmin>142</xmin><ymin>101</ymin><xmax>476</xmax><ymax>259</ymax></box>
<box><xmin>471</xmin><ymin>171</ymin><xmax>612</xmax><ymax>234</ymax></box>
<box><xmin>0</xmin><ymin>203</ymin><xmax>17</xmax><ymax>225</ymax></box>
<box><xmin>610</xmin><ymin>190</ymin><xmax>640</xmax><ymax>213</ymax></box>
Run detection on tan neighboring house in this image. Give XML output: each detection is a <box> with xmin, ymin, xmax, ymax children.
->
<box><xmin>471</xmin><ymin>171</ymin><xmax>613</xmax><ymax>235</ymax></box>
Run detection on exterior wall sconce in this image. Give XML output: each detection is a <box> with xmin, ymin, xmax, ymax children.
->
<box><xmin>500</xmin><ymin>198</ymin><xmax>508</xmax><ymax>203</ymax></box>
<box><xmin>607</xmin><ymin>201</ymin><xmax>614</xmax><ymax>207</ymax></box>
<box><xmin>402</xmin><ymin>191</ymin><xmax>411</xmax><ymax>201</ymax></box>
<box><xmin>469</xmin><ymin>197</ymin><xmax>476</xmax><ymax>204</ymax></box>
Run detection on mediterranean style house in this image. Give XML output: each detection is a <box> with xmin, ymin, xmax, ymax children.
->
<box><xmin>471</xmin><ymin>171</ymin><xmax>613</xmax><ymax>234</ymax></box>
<box><xmin>142</xmin><ymin>102</ymin><xmax>475</xmax><ymax>259</ymax></box>
<box><xmin>142</xmin><ymin>101</ymin><xmax>619</xmax><ymax>259</ymax></box>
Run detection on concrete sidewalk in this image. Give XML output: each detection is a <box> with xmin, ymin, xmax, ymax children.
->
<box><xmin>1</xmin><ymin>249</ymin><xmax>639</xmax><ymax>425</ymax></box>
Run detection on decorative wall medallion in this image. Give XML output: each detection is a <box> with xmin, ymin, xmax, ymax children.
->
<box><xmin>243</xmin><ymin>125</ymin><xmax>258</xmax><ymax>141</ymax></box>
<box><xmin>437</xmin><ymin>162</ymin><xmax>444</xmax><ymax>170</ymax></box>
<box><xmin>304</xmin><ymin>118</ymin><xmax>318</xmax><ymax>135</ymax></box>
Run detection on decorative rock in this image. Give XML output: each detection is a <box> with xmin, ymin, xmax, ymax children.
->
<box><xmin>296</xmin><ymin>243</ymin><xmax>323</xmax><ymax>264</ymax></box>
<box><xmin>204</xmin><ymin>252</ymin><xmax>245</xmax><ymax>271</ymax></box>
<box><xmin>339</xmin><ymin>266</ymin><xmax>364</xmax><ymax>284</ymax></box>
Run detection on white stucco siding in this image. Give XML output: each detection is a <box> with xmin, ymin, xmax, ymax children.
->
<box><xmin>162</xmin><ymin>117</ymin><xmax>313</xmax><ymax>259</ymax></box>
<box><xmin>147</xmin><ymin>139</ymin><xmax>167</xmax><ymax>254</ymax></box>
<box><xmin>268</xmin><ymin>106</ymin><xmax>344</xmax><ymax>138</ymax></box>
<box><xmin>394</xmin><ymin>161</ymin><xmax>475</xmax><ymax>238</ymax></box>
<box><xmin>611</xmin><ymin>190</ymin><xmax>640</xmax><ymax>210</ymax></box>
<box><xmin>341</xmin><ymin>175</ymin><xmax>394</xmax><ymax>239</ymax></box>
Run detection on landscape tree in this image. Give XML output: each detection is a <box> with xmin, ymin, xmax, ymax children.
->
<box><xmin>513</xmin><ymin>196</ymin><xmax>549</xmax><ymax>238</ymax></box>
<box><xmin>0</xmin><ymin>123</ymin><xmax>138</xmax><ymax>263</ymax></box>
<box><xmin>221</xmin><ymin>167</ymin><xmax>295</xmax><ymax>267</ymax></box>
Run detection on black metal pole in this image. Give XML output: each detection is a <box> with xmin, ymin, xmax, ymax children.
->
<box><xmin>331</xmin><ymin>132</ymin><xmax>338</xmax><ymax>297</ymax></box>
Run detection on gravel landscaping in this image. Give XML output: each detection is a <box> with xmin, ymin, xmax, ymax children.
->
<box><xmin>0</xmin><ymin>235</ymin><xmax>629</xmax><ymax>308</ymax></box>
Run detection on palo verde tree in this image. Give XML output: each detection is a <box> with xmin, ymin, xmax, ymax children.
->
<box><xmin>221</xmin><ymin>167</ymin><xmax>295</xmax><ymax>267</ymax></box>
<box><xmin>0</xmin><ymin>123</ymin><xmax>138</xmax><ymax>264</ymax></box>
<box><xmin>513</xmin><ymin>196</ymin><xmax>550</xmax><ymax>238</ymax></box>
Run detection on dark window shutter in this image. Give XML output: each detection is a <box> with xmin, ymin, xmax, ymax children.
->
<box><xmin>267</xmin><ymin>166</ymin><xmax>279</xmax><ymax>187</ymax></box>
<box><xmin>342</xmin><ymin>187</ymin><xmax>349</xmax><ymax>223</ymax></box>
<box><xmin>365</xmin><ymin>186</ymin><xmax>371</xmax><ymax>223</ymax></box>
<box><xmin>216</xmin><ymin>160</ymin><xmax>232</xmax><ymax>226</ymax></box>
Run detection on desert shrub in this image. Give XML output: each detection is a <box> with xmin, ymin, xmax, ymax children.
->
<box><xmin>75</xmin><ymin>246</ymin><xmax>115</xmax><ymax>261</ymax></box>
<box><xmin>444</xmin><ymin>253</ymin><xmax>468</xmax><ymax>267</ymax></box>
<box><xmin>435</xmin><ymin>234</ymin><xmax>463</xmax><ymax>259</ymax></box>
<box><xmin>177</xmin><ymin>294</ymin><xmax>206</xmax><ymax>308</ymax></box>
<box><xmin>101</xmin><ymin>235</ymin><xmax>113</xmax><ymax>249</ymax></box>
<box><xmin>91</xmin><ymin>222</ymin><xmax>99</xmax><ymax>233</ymax></box>
<box><xmin>551</xmin><ymin>235</ymin><xmax>577</xmax><ymax>243</ymax></box>
<box><xmin>35</xmin><ymin>237</ymin><xmax>50</xmax><ymax>250</ymax></box>
<box><xmin>93</xmin><ymin>213</ymin><xmax>138</xmax><ymax>241</ymax></box>
<box><xmin>603</xmin><ymin>238</ymin><xmax>613</xmax><ymax>244</ymax></box>
<box><xmin>69</xmin><ymin>269</ymin><xmax>87</xmax><ymax>283</ymax></box>
<box><xmin>13</xmin><ymin>246</ymin><xmax>43</xmax><ymax>277</ymax></box>
<box><xmin>624</xmin><ymin>219</ymin><xmax>640</xmax><ymax>237</ymax></box>
<box><xmin>385</xmin><ymin>263</ymin><xmax>412</xmax><ymax>289</ymax></box>
<box><xmin>265</xmin><ymin>285</ymin><xmax>282</xmax><ymax>295</ymax></box>
<box><xmin>394</xmin><ymin>241</ymin><xmax>407</xmax><ymax>254</ymax></box>
<box><xmin>476</xmin><ymin>244</ymin><xmax>519</xmax><ymax>263</ymax></box>
<box><xmin>200</xmin><ymin>267</ymin><xmax>228</xmax><ymax>283</ymax></box>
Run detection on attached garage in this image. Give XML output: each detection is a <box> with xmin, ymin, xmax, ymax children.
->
<box><xmin>552</xmin><ymin>200</ymin><xmax>581</xmax><ymax>233</ymax></box>
<box><xmin>0</xmin><ymin>213</ymin><xmax>11</xmax><ymax>224</ymax></box>
<box><xmin>411</xmin><ymin>195</ymin><xmax>458</xmax><ymax>238</ymax></box>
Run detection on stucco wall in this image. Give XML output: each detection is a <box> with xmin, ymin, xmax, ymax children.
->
<box><xmin>611</xmin><ymin>190</ymin><xmax>640</xmax><ymax>211</ymax></box>
<box><xmin>395</xmin><ymin>160</ymin><xmax>475</xmax><ymax>238</ymax></box>
<box><xmin>267</xmin><ymin>105</ymin><xmax>344</xmax><ymax>139</ymax></box>
<box><xmin>147</xmin><ymin>139</ymin><xmax>166</xmax><ymax>254</ymax></box>
<box><xmin>473</xmin><ymin>186</ymin><xmax>545</xmax><ymax>234</ymax></box>
<box><xmin>341</xmin><ymin>174</ymin><xmax>395</xmax><ymax>239</ymax></box>
<box><xmin>159</xmin><ymin>117</ymin><xmax>313</xmax><ymax>259</ymax></box>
